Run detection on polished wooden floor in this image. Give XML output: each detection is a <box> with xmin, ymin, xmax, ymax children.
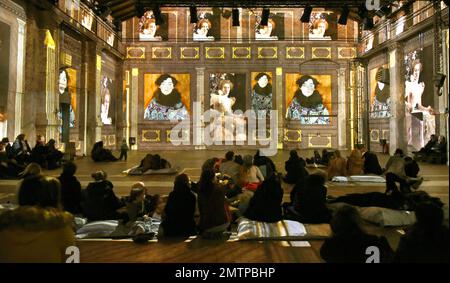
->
<box><xmin>0</xmin><ymin>149</ymin><xmax>448</xmax><ymax>263</ymax></box>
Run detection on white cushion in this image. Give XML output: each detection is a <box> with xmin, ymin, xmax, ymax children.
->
<box><xmin>359</xmin><ymin>207</ymin><xmax>416</xmax><ymax>227</ymax></box>
<box><xmin>76</xmin><ymin>220</ymin><xmax>119</xmax><ymax>235</ymax></box>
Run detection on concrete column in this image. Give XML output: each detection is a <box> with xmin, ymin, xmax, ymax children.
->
<box><xmin>388</xmin><ymin>42</ymin><xmax>406</xmax><ymax>154</ymax></box>
<box><xmin>130</xmin><ymin>67</ymin><xmax>139</xmax><ymax>150</ymax></box>
<box><xmin>337</xmin><ymin>66</ymin><xmax>347</xmax><ymax>149</ymax></box>
<box><xmin>14</xmin><ymin>18</ymin><xmax>25</xmax><ymax>138</ymax></box>
<box><xmin>276</xmin><ymin>67</ymin><xmax>283</xmax><ymax>149</ymax></box>
<box><xmin>194</xmin><ymin>67</ymin><xmax>205</xmax><ymax>149</ymax></box>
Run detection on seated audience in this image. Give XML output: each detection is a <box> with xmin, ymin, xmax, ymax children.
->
<box><xmin>418</xmin><ymin>134</ymin><xmax>438</xmax><ymax>155</ymax></box>
<box><xmin>363</xmin><ymin>151</ymin><xmax>383</xmax><ymax>175</ymax></box>
<box><xmin>284</xmin><ymin>150</ymin><xmax>308</xmax><ymax>184</ymax></box>
<box><xmin>198</xmin><ymin>170</ymin><xmax>229</xmax><ymax>238</ymax></box>
<box><xmin>19</xmin><ymin>162</ymin><xmax>42</xmax><ymax>179</ymax></box>
<box><xmin>240</xmin><ymin>155</ymin><xmax>264</xmax><ymax>191</ymax></box>
<box><xmin>253</xmin><ymin>150</ymin><xmax>276</xmax><ymax>177</ymax></box>
<box><xmin>125</xmin><ymin>183</ymin><xmax>148</xmax><ymax>223</ymax></box>
<box><xmin>244</xmin><ymin>171</ymin><xmax>283</xmax><ymax>223</ymax></box>
<box><xmin>430</xmin><ymin>135</ymin><xmax>447</xmax><ymax>164</ymax></box>
<box><xmin>320</xmin><ymin>205</ymin><xmax>393</xmax><ymax>263</ymax></box>
<box><xmin>347</xmin><ymin>149</ymin><xmax>364</xmax><ymax>175</ymax></box>
<box><xmin>0</xmin><ymin>142</ymin><xmax>23</xmax><ymax>179</ymax></box>
<box><xmin>58</xmin><ymin>161</ymin><xmax>82</xmax><ymax>215</ymax></box>
<box><xmin>45</xmin><ymin>139</ymin><xmax>63</xmax><ymax>169</ymax></box>
<box><xmin>1</xmin><ymin>137</ymin><xmax>14</xmax><ymax>159</ymax></box>
<box><xmin>219</xmin><ymin>151</ymin><xmax>241</xmax><ymax>184</ymax></box>
<box><xmin>12</xmin><ymin>134</ymin><xmax>32</xmax><ymax>165</ymax></box>
<box><xmin>0</xmin><ymin>175</ymin><xmax>75</xmax><ymax>263</ymax></box>
<box><xmin>91</xmin><ymin>141</ymin><xmax>118</xmax><ymax>162</ymax></box>
<box><xmin>384</xmin><ymin>149</ymin><xmax>422</xmax><ymax>198</ymax></box>
<box><xmin>327</xmin><ymin>150</ymin><xmax>347</xmax><ymax>180</ymax></box>
<box><xmin>306</xmin><ymin>150</ymin><xmax>321</xmax><ymax>165</ymax></box>
<box><xmin>201</xmin><ymin>158</ymin><xmax>218</xmax><ymax>173</ymax></box>
<box><xmin>394</xmin><ymin>201</ymin><xmax>449</xmax><ymax>262</ymax></box>
<box><xmin>81</xmin><ymin>170</ymin><xmax>125</xmax><ymax>221</ymax></box>
<box><xmin>31</xmin><ymin>135</ymin><xmax>47</xmax><ymax>168</ymax></box>
<box><xmin>234</xmin><ymin>155</ymin><xmax>243</xmax><ymax>165</ymax></box>
<box><xmin>160</xmin><ymin>174</ymin><xmax>197</xmax><ymax>237</ymax></box>
<box><xmin>289</xmin><ymin>171</ymin><xmax>331</xmax><ymax>224</ymax></box>
<box><xmin>319</xmin><ymin>149</ymin><xmax>331</xmax><ymax>166</ymax></box>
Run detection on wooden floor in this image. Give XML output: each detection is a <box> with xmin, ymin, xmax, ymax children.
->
<box><xmin>0</xmin><ymin>149</ymin><xmax>448</xmax><ymax>263</ymax></box>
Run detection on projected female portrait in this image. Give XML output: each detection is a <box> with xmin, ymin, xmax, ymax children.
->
<box><xmin>308</xmin><ymin>12</ymin><xmax>336</xmax><ymax>40</ymax></box>
<box><xmin>100</xmin><ymin>76</ymin><xmax>114</xmax><ymax>125</ymax></box>
<box><xmin>255</xmin><ymin>18</ymin><xmax>278</xmax><ymax>40</ymax></box>
<box><xmin>58</xmin><ymin>68</ymin><xmax>75</xmax><ymax>128</ymax></box>
<box><xmin>144</xmin><ymin>73</ymin><xmax>190</xmax><ymax>121</ymax></box>
<box><xmin>404</xmin><ymin>47</ymin><xmax>435</xmax><ymax>151</ymax></box>
<box><xmin>251</xmin><ymin>72</ymin><xmax>273</xmax><ymax>118</ymax></box>
<box><xmin>192</xmin><ymin>11</ymin><xmax>220</xmax><ymax>41</ymax></box>
<box><xmin>370</xmin><ymin>66</ymin><xmax>390</xmax><ymax>118</ymax></box>
<box><xmin>138</xmin><ymin>11</ymin><xmax>167</xmax><ymax>41</ymax></box>
<box><xmin>81</xmin><ymin>9</ymin><xmax>93</xmax><ymax>31</ymax></box>
<box><xmin>285</xmin><ymin>74</ymin><xmax>331</xmax><ymax>125</ymax></box>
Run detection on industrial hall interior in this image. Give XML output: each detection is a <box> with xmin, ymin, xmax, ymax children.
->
<box><xmin>0</xmin><ymin>0</ymin><xmax>449</xmax><ymax>264</ymax></box>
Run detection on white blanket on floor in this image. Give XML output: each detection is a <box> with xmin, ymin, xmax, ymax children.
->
<box><xmin>331</xmin><ymin>175</ymin><xmax>386</xmax><ymax>183</ymax></box>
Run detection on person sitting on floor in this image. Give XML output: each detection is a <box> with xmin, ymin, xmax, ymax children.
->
<box><xmin>124</xmin><ymin>183</ymin><xmax>148</xmax><ymax>223</ymax></box>
<box><xmin>244</xmin><ymin>170</ymin><xmax>283</xmax><ymax>223</ymax></box>
<box><xmin>45</xmin><ymin>139</ymin><xmax>63</xmax><ymax>169</ymax></box>
<box><xmin>320</xmin><ymin>205</ymin><xmax>393</xmax><ymax>262</ymax></box>
<box><xmin>347</xmin><ymin>149</ymin><xmax>364</xmax><ymax>175</ymax></box>
<box><xmin>31</xmin><ymin>135</ymin><xmax>48</xmax><ymax>168</ymax></box>
<box><xmin>0</xmin><ymin>142</ymin><xmax>24</xmax><ymax>179</ymax></box>
<box><xmin>253</xmin><ymin>150</ymin><xmax>276</xmax><ymax>177</ymax></box>
<box><xmin>319</xmin><ymin>149</ymin><xmax>331</xmax><ymax>166</ymax></box>
<box><xmin>19</xmin><ymin>162</ymin><xmax>42</xmax><ymax>179</ymax></box>
<box><xmin>363</xmin><ymin>150</ymin><xmax>383</xmax><ymax>175</ymax></box>
<box><xmin>0</xmin><ymin>175</ymin><xmax>75</xmax><ymax>263</ymax></box>
<box><xmin>287</xmin><ymin>171</ymin><xmax>331</xmax><ymax>224</ymax></box>
<box><xmin>234</xmin><ymin>154</ymin><xmax>243</xmax><ymax>165</ymax></box>
<box><xmin>394</xmin><ymin>201</ymin><xmax>449</xmax><ymax>262</ymax></box>
<box><xmin>430</xmin><ymin>135</ymin><xmax>447</xmax><ymax>164</ymax></box>
<box><xmin>12</xmin><ymin>134</ymin><xmax>32</xmax><ymax>165</ymax></box>
<box><xmin>240</xmin><ymin>155</ymin><xmax>264</xmax><ymax>191</ymax></box>
<box><xmin>327</xmin><ymin>150</ymin><xmax>347</xmax><ymax>180</ymax></box>
<box><xmin>81</xmin><ymin>170</ymin><xmax>125</xmax><ymax>221</ymax></box>
<box><xmin>306</xmin><ymin>150</ymin><xmax>321</xmax><ymax>165</ymax></box>
<box><xmin>91</xmin><ymin>141</ymin><xmax>118</xmax><ymax>162</ymax></box>
<box><xmin>197</xmin><ymin>170</ymin><xmax>230</xmax><ymax>238</ymax></box>
<box><xmin>219</xmin><ymin>151</ymin><xmax>241</xmax><ymax>184</ymax></box>
<box><xmin>419</xmin><ymin>134</ymin><xmax>438</xmax><ymax>155</ymax></box>
<box><xmin>283</xmin><ymin>150</ymin><xmax>308</xmax><ymax>184</ymax></box>
<box><xmin>160</xmin><ymin>174</ymin><xmax>197</xmax><ymax>237</ymax></box>
<box><xmin>58</xmin><ymin>161</ymin><xmax>82</xmax><ymax>215</ymax></box>
<box><xmin>139</xmin><ymin>153</ymin><xmax>171</xmax><ymax>172</ymax></box>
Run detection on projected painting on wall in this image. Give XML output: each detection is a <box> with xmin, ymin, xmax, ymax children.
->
<box><xmin>138</xmin><ymin>11</ymin><xmax>168</xmax><ymax>41</ymax></box>
<box><xmin>285</xmin><ymin>74</ymin><xmax>331</xmax><ymax>125</ymax></box>
<box><xmin>100</xmin><ymin>75</ymin><xmax>114</xmax><ymax>125</ymax></box>
<box><xmin>251</xmin><ymin>72</ymin><xmax>273</xmax><ymax>118</ymax></box>
<box><xmin>58</xmin><ymin>68</ymin><xmax>76</xmax><ymax>128</ymax></box>
<box><xmin>308</xmin><ymin>12</ymin><xmax>337</xmax><ymax>40</ymax></box>
<box><xmin>192</xmin><ymin>11</ymin><xmax>221</xmax><ymax>41</ymax></box>
<box><xmin>369</xmin><ymin>65</ymin><xmax>390</xmax><ymax>118</ymax></box>
<box><xmin>404</xmin><ymin>46</ymin><xmax>435</xmax><ymax>151</ymax></box>
<box><xmin>143</xmin><ymin>73</ymin><xmax>190</xmax><ymax>121</ymax></box>
<box><xmin>254</xmin><ymin>13</ymin><xmax>285</xmax><ymax>41</ymax></box>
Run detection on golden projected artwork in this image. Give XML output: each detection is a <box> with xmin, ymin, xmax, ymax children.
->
<box><xmin>67</xmin><ymin>68</ymin><xmax>77</xmax><ymax>115</ymax></box>
<box><xmin>369</xmin><ymin>65</ymin><xmax>390</xmax><ymax>118</ymax></box>
<box><xmin>285</xmin><ymin>74</ymin><xmax>331</xmax><ymax>125</ymax></box>
<box><xmin>144</xmin><ymin>73</ymin><xmax>190</xmax><ymax>121</ymax></box>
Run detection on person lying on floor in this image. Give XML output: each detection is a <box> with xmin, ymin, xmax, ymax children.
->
<box><xmin>139</xmin><ymin>153</ymin><xmax>171</xmax><ymax>171</ymax></box>
<box><xmin>91</xmin><ymin>141</ymin><xmax>118</xmax><ymax>162</ymax></box>
<box><xmin>320</xmin><ymin>205</ymin><xmax>393</xmax><ymax>263</ymax></box>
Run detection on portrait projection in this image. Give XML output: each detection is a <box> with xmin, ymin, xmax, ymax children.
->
<box><xmin>100</xmin><ymin>76</ymin><xmax>114</xmax><ymax>125</ymax></box>
<box><xmin>143</xmin><ymin>74</ymin><xmax>190</xmax><ymax>121</ymax></box>
<box><xmin>285</xmin><ymin>74</ymin><xmax>331</xmax><ymax>125</ymax></box>
<box><xmin>192</xmin><ymin>12</ymin><xmax>220</xmax><ymax>41</ymax></box>
<box><xmin>254</xmin><ymin>13</ymin><xmax>284</xmax><ymax>41</ymax></box>
<box><xmin>138</xmin><ymin>11</ymin><xmax>168</xmax><ymax>41</ymax></box>
<box><xmin>80</xmin><ymin>8</ymin><xmax>93</xmax><ymax>31</ymax></box>
<box><xmin>0</xmin><ymin>21</ymin><xmax>10</xmax><ymax>118</ymax></box>
<box><xmin>308</xmin><ymin>12</ymin><xmax>337</xmax><ymax>40</ymax></box>
<box><xmin>369</xmin><ymin>65</ymin><xmax>390</xmax><ymax>118</ymax></box>
<box><xmin>208</xmin><ymin>73</ymin><xmax>247</xmax><ymax>141</ymax></box>
<box><xmin>251</xmin><ymin>72</ymin><xmax>273</xmax><ymax>118</ymax></box>
<box><xmin>58</xmin><ymin>68</ymin><xmax>76</xmax><ymax>128</ymax></box>
<box><xmin>404</xmin><ymin>46</ymin><xmax>435</xmax><ymax>151</ymax></box>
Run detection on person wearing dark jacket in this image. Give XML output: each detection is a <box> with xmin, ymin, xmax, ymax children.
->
<box><xmin>283</xmin><ymin>150</ymin><xmax>308</xmax><ymax>184</ymax></box>
<box><xmin>320</xmin><ymin>205</ymin><xmax>394</xmax><ymax>263</ymax></box>
<box><xmin>160</xmin><ymin>174</ymin><xmax>197</xmax><ymax>237</ymax></box>
<box><xmin>291</xmin><ymin>172</ymin><xmax>331</xmax><ymax>223</ymax></box>
<box><xmin>58</xmin><ymin>161</ymin><xmax>82</xmax><ymax>215</ymax></box>
<box><xmin>244</xmin><ymin>172</ymin><xmax>284</xmax><ymax>223</ymax></box>
<box><xmin>253</xmin><ymin>150</ymin><xmax>276</xmax><ymax>177</ymax></box>
<box><xmin>363</xmin><ymin>151</ymin><xmax>383</xmax><ymax>175</ymax></box>
<box><xmin>81</xmin><ymin>170</ymin><xmax>124</xmax><ymax>221</ymax></box>
<box><xmin>394</xmin><ymin>201</ymin><xmax>449</xmax><ymax>262</ymax></box>
<box><xmin>91</xmin><ymin>141</ymin><xmax>118</xmax><ymax>162</ymax></box>
<box><xmin>45</xmin><ymin>139</ymin><xmax>63</xmax><ymax>169</ymax></box>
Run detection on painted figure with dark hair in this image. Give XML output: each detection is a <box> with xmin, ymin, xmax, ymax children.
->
<box><xmin>251</xmin><ymin>73</ymin><xmax>272</xmax><ymax>118</ymax></box>
<box><xmin>144</xmin><ymin>74</ymin><xmax>188</xmax><ymax>120</ymax></box>
<box><xmin>371</xmin><ymin>67</ymin><xmax>390</xmax><ymax>118</ymax></box>
<box><xmin>58</xmin><ymin>69</ymin><xmax>75</xmax><ymax>128</ymax></box>
<box><xmin>286</xmin><ymin>75</ymin><xmax>330</xmax><ymax>124</ymax></box>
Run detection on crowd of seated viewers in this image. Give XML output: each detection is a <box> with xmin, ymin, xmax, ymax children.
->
<box><xmin>1</xmin><ymin>134</ymin><xmax>64</xmax><ymax>178</ymax></box>
<box><xmin>0</xmin><ymin>148</ymin><xmax>448</xmax><ymax>263</ymax></box>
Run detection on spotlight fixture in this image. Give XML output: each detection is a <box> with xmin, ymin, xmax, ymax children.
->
<box><xmin>338</xmin><ymin>5</ymin><xmax>349</xmax><ymax>25</ymax></box>
<box><xmin>153</xmin><ymin>6</ymin><xmax>164</xmax><ymax>25</ymax></box>
<box><xmin>260</xmin><ymin>8</ymin><xmax>270</xmax><ymax>26</ymax></box>
<box><xmin>232</xmin><ymin>8</ymin><xmax>240</xmax><ymax>27</ymax></box>
<box><xmin>300</xmin><ymin>5</ymin><xmax>312</xmax><ymax>23</ymax></box>
<box><xmin>190</xmin><ymin>6</ymin><xmax>198</xmax><ymax>23</ymax></box>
